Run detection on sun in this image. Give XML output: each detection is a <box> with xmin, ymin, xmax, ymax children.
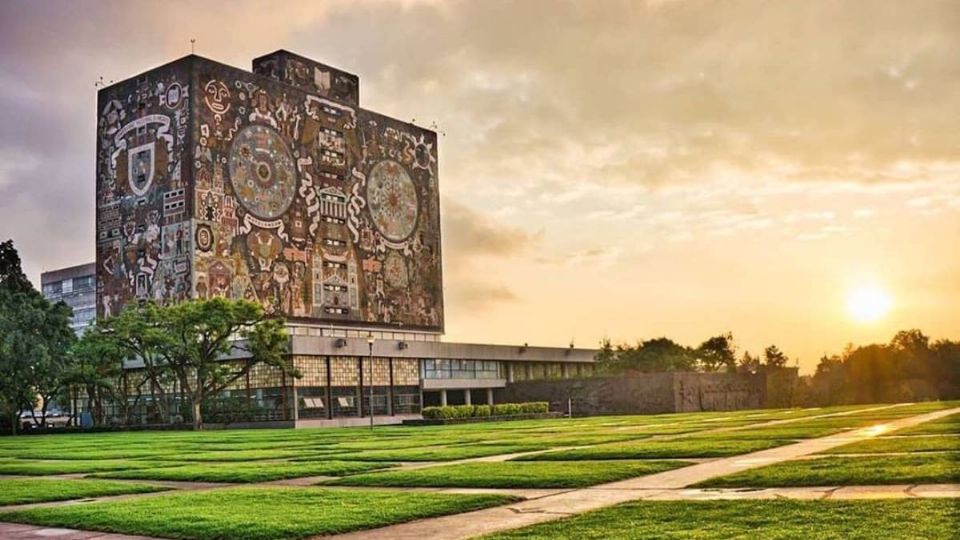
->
<box><xmin>846</xmin><ymin>285</ymin><xmax>893</xmax><ymax>323</ymax></box>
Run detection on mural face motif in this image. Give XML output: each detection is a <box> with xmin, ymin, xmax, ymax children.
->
<box><xmin>367</xmin><ymin>159</ymin><xmax>419</xmax><ymax>242</ymax></box>
<box><xmin>228</xmin><ymin>125</ymin><xmax>297</xmax><ymax>220</ymax></box>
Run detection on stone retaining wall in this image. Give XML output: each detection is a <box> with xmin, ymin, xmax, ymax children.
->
<box><xmin>495</xmin><ymin>371</ymin><xmax>782</xmax><ymax>416</ymax></box>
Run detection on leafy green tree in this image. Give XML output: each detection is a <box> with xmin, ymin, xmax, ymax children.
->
<box><xmin>0</xmin><ymin>290</ymin><xmax>43</xmax><ymax>434</ymax></box>
<box><xmin>763</xmin><ymin>345</ymin><xmax>789</xmax><ymax>368</ymax></box>
<box><xmin>156</xmin><ymin>298</ymin><xmax>294</xmax><ymax>429</ymax></box>
<box><xmin>629</xmin><ymin>337</ymin><xmax>697</xmax><ymax>372</ymax></box>
<box><xmin>696</xmin><ymin>333</ymin><xmax>737</xmax><ymax>372</ymax></box>
<box><xmin>595</xmin><ymin>337</ymin><xmax>696</xmax><ymax>373</ymax></box>
<box><xmin>0</xmin><ymin>240</ymin><xmax>32</xmax><ymax>293</ymax></box>
<box><xmin>67</xmin><ymin>323</ymin><xmax>152</xmax><ymax>426</ymax></box>
<box><xmin>0</xmin><ymin>240</ymin><xmax>76</xmax><ymax>433</ymax></box>
<box><xmin>98</xmin><ymin>302</ymin><xmax>176</xmax><ymax>422</ymax></box>
<box><xmin>738</xmin><ymin>351</ymin><xmax>761</xmax><ymax>374</ymax></box>
<box><xmin>28</xmin><ymin>300</ymin><xmax>76</xmax><ymax>427</ymax></box>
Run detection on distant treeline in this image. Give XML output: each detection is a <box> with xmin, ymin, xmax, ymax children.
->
<box><xmin>595</xmin><ymin>333</ymin><xmax>788</xmax><ymax>374</ymax></box>
<box><xmin>595</xmin><ymin>329</ymin><xmax>960</xmax><ymax>406</ymax></box>
<box><xmin>798</xmin><ymin>329</ymin><xmax>960</xmax><ymax>405</ymax></box>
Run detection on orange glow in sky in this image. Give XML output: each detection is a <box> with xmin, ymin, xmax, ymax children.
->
<box><xmin>1</xmin><ymin>1</ymin><xmax>958</xmax><ymax>374</ymax></box>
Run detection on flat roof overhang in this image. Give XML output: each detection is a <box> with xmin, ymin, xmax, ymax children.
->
<box><xmin>290</xmin><ymin>335</ymin><xmax>597</xmax><ymax>364</ymax></box>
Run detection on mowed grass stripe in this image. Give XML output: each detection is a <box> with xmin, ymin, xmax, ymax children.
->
<box><xmin>515</xmin><ymin>438</ymin><xmax>792</xmax><ymax>460</ymax></box>
<box><xmin>330</xmin><ymin>460</ymin><xmax>691</xmax><ymax>489</ymax></box>
<box><xmin>0</xmin><ymin>459</ymin><xmax>187</xmax><ymax>476</ymax></box>
<box><xmin>91</xmin><ymin>460</ymin><xmax>394</xmax><ymax>483</ymax></box>
<box><xmin>481</xmin><ymin>499</ymin><xmax>959</xmax><ymax>540</ymax></box>
<box><xmin>0</xmin><ymin>478</ymin><xmax>168</xmax><ymax>506</ymax></box>
<box><xmin>2</xmin><ymin>486</ymin><xmax>517</xmax><ymax>540</ymax></box>
<box><xmin>823</xmin><ymin>435</ymin><xmax>960</xmax><ymax>454</ymax></box>
<box><xmin>894</xmin><ymin>413</ymin><xmax>960</xmax><ymax>436</ymax></box>
<box><xmin>696</xmin><ymin>453</ymin><xmax>960</xmax><ymax>488</ymax></box>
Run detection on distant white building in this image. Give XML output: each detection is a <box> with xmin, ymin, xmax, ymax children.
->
<box><xmin>41</xmin><ymin>262</ymin><xmax>96</xmax><ymax>335</ymax></box>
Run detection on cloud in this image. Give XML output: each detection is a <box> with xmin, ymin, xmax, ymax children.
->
<box><xmin>442</xmin><ymin>198</ymin><xmax>539</xmax><ymax>259</ymax></box>
<box><xmin>447</xmin><ymin>281</ymin><xmax>519</xmax><ymax>311</ymax></box>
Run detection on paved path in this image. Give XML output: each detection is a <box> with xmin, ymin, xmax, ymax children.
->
<box><xmin>0</xmin><ymin>523</ymin><xmax>159</xmax><ymax>540</ymax></box>
<box><xmin>328</xmin><ymin>406</ymin><xmax>960</xmax><ymax>540</ymax></box>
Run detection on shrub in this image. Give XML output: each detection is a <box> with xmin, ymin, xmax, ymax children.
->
<box><xmin>520</xmin><ymin>402</ymin><xmax>549</xmax><ymax>414</ymax></box>
<box><xmin>421</xmin><ymin>402</ymin><xmax>548</xmax><ymax>421</ymax></box>
<box><xmin>421</xmin><ymin>406</ymin><xmax>443</xmax><ymax>419</ymax></box>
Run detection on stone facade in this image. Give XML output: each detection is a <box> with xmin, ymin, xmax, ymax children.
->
<box><xmin>496</xmin><ymin>372</ymin><xmax>774</xmax><ymax>416</ymax></box>
<box><xmin>96</xmin><ymin>52</ymin><xmax>443</xmax><ymax>332</ymax></box>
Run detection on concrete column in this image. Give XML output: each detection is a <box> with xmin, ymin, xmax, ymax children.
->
<box><xmin>440</xmin><ymin>389</ymin><xmax>448</xmax><ymax>406</ymax></box>
<box><xmin>325</xmin><ymin>357</ymin><xmax>333</xmax><ymax>420</ymax></box>
<box><xmin>561</xmin><ymin>363</ymin><xmax>569</xmax><ymax>378</ymax></box>
<box><xmin>388</xmin><ymin>358</ymin><xmax>395</xmax><ymax>416</ymax></box>
<box><xmin>486</xmin><ymin>388</ymin><xmax>494</xmax><ymax>406</ymax></box>
<box><xmin>464</xmin><ymin>389</ymin><xmax>472</xmax><ymax>405</ymax></box>
<box><xmin>357</xmin><ymin>358</ymin><xmax>364</xmax><ymax>417</ymax></box>
<box><xmin>291</xmin><ymin>385</ymin><xmax>299</xmax><ymax>421</ymax></box>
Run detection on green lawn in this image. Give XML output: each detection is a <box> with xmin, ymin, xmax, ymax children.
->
<box><xmin>688</xmin><ymin>421</ymin><xmax>857</xmax><ymax>441</ymax></box>
<box><xmin>895</xmin><ymin>414</ymin><xmax>960</xmax><ymax>436</ymax></box>
<box><xmin>482</xmin><ymin>499</ymin><xmax>959</xmax><ymax>540</ymax></box>
<box><xmin>330</xmin><ymin>460</ymin><xmax>690</xmax><ymax>488</ymax></box>
<box><xmin>515</xmin><ymin>438</ymin><xmax>792</xmax><ymax>460</ymax></box>
<box><xmin>330</xmin><ymin>444</ymin><xmax>547</xmax><ymax>462</ymax></box>
<box><xmin>0</xmin><ymin>478</ymin><xmax>167</xmax><ymax>506</ymax></box>
<box><xmin>2</xmin><ymin>486</ymin><xmax>517</xmax><ymax>540</ymax></box>
<box><xmin>696</xmin><ymin>453</ymin><xmax>960</xmax><ymax>488</ymax></box>
<box><xmin>824</xmin><ymin>435</ymin><xmax>960</xmax><ymax>454</ymax></box>
<box><xmin>0</xmin><ymin>459</ymin><xmax>181</xmax><ymax>476</ymax></box>
<box><xmin>176</xmin><ymin>448</ymin><xmax>344</xmax><ymax>462</ymax></box>
<box><xmin>92</xmin><ymin>460</ymin><xmax>393</xmax><ymax>483</ymax></box>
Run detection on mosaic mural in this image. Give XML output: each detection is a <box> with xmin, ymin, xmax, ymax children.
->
<box><xmin>96</xmin><ymin>53</ymin><xmax>443</xmax><ymax>331</ymax></box>
<box><xmin>96</xmin><ymin>61</ymin><xmax>193</xmax><ymax>317</ymax></box>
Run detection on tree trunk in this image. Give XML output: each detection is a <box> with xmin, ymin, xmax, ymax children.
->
<box><xmin>39</xmin><ymin>396</ymin><xmax>49</xmax><ymax>428</ymax></box>
<box><xmin>192</xmin><ymin>400</ymin><xmax>202</xmax><ymax>430</ymax></box>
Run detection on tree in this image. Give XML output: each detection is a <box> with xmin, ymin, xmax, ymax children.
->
<box><xmin>28</xmin><ymin>300</ymin><xmax>76</xmax><ymax>427</ymax></box>
<box><xmin>696</xmin><ymin>333</ymin><xmax>737</xmax><ymax>372</ymax></box>
<box><xmin>98</xmin><ymin>303</ymin><xmax>176</xmax><ymax>422</ymax></box>
<box><xmin>0</xmin><ymin>290</ymin><xmax>44</xmax><ymax>434</ymax></box>
<box><xmin>0</xmin><ymin>240</ymin><xmax>75</xmax><ymax>434</ymax></box>
<box><xmin>595</xmin><ymin>337</ymin><xmax>696</xmax><ymax>373</ymax></box>
<box><xmin>66</xmin><ymin>323</ymin><xmax>151</xmax><ymax>426</ymax></box>
<box><xmin>738</xmin><ymin>351</ymin><xmax>761</xmax><ymax>374</ymax></box>
<box><xmin>156</xmin><ymin>298</ymin><xmax>294</xmax><ymax>429</ymax></box>
<box><xmin>0</xmin><ymin>240</ymin><xmax>33</xmax><ymax>293</ymax></box>
<box><xmin>763</xmin><ymin>345</ymin><xmax>789</xmax><ymax>368</ymax></box>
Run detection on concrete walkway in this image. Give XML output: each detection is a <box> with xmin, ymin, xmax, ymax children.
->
<box><xmin>0</xmin><ymin>523</ymin><xmax>160</xmax><ymax>540</ymax></box>
<box><xmin>328</xmin><ymin>406</ymin><xmax>960</xmax><ymax>540</ymax></box>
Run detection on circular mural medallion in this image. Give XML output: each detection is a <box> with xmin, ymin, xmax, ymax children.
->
<box><xmin>228</xmin><ymin>125</ymin><xmax>297</xmax><ymax>220</ymax></box>
<box><xmin>366</xmin><ymin>160</ymin><xmax>419</xmax><ymax>242</ymax></box>
<box><xmin>383</xmin><ymin>252</ymin><xmax>409</xmax><ymax>288</ymax></box>
<box><xmin>195</xmin><ymin>223</ymin><xmax>214</xmax><ymax>252</ymax></box>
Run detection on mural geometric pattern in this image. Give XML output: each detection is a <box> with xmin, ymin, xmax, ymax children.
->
<box><xmin>96</xmin><ymin>51</ymin><xmax>444</xmax><ymax>331</ymax></box>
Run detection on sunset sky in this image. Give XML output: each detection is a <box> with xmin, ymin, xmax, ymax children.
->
<box><xmin>1</xmin><ymin>1</ymin><xmax>957</xmax><ymax>372</ymax></box>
